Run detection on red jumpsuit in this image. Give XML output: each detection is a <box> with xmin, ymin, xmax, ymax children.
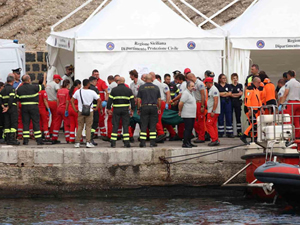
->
<box><xmin>68</xmin><ymin>88</ymin><xmax>78</xmax><ymax>143</ymax></box>
<box><xmin>38</xmin><ymin>90</ymin><xmax>50</xmax><ymax>139</ymax></box>
<box><xmin>96</xmin><ymin>78</ymin><xmax>108</xmax><ymax>137</ymax></box>
<box><xmin>52</xmin><ymin>88</ymin><xmax>70</xmax><ymax>142</ymax></box>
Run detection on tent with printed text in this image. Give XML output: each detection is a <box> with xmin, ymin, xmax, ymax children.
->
<box><xmin>227</xmin><ymin>0</ymin><xmax>300</xmax><ymax>83</ymax></box>
<box><xmin>46</xmin><ymin>0</ymin><xmax>225</xmax><ymax>84</ymax></box>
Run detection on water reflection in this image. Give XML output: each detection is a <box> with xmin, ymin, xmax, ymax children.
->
<box><xmin>0</xmin><ymin>197</ymin><xmax>299</xmax><ymax>224</ymax></box>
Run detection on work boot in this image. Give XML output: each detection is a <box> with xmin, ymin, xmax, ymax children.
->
<box><xmin>23</xmin><ymin>138</ymin><xmax>29</xmax><ymax>145</ymax></box>
<box><xmin>124</xmin><ymin>141</ymin><xmax>131</xmax><ymax>148</ymax></box>
<box><xmin>0</xmin><ymin>139</ymin><xmax>5</xmax><ymax>144</ymax></box>
<box><xmin>182</xmin><ymin>142</ymin><xmax>192</xmax><ymax>148</ymax></box>
<box><xmin>139</xmin><ymin>140</ymin><xmax>146</xmax><ymax>148</ymax></box>
<box><xmin>130</xmin><ymin>137</ymin><xmax>135</xmax><ymax>143</ymax></box>
<box><xmin>7</xmin><ymin>133</ymin><xmax>20</xmax><ymax>146</ymax></box>
<box><xmin>36</xmin><ymin>138</ymin><xmax>44</xmax><ymax>145</ymax></box>
<box><xmin>240</xmin><ymin>134</ymin><xmax>249</xmax><ymax>144</ymax></box>
<box><xmin>188</xmin><ymin>141</ymin><xmax>197</xmax><ymax>147</ymax></box>
<box><xmin>150</xmin><ymin>140</ymin><xmax>157</xmax><ymax>147</ymax></box>
<box><xmin>208</xmin><ymin>141</ymin><xmax>220</xmax><ymax>146</ymax></box>
<box><xmin>155</xmin><ymin>134</ymin><xmax>166</xmax><ymax>143</ymax></box>
<box><xmin>110</xmin><ymin>140</ymin><xmax>116</xmax><ymax>148</ymax></box>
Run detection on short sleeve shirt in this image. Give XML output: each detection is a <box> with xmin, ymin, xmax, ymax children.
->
<box><xmin>137</xmin><ymin>83</ymin><xmax>161</xmax><ymax>105</ymax></box>
<box><xmin>38</xmin><ymin>90</ymin><xmax>48</xmax><ymax>109</ymax></box>
<box><xmin>153</xmin><ymin>79</ymin><xmax>168</xmax><ymax>101</ymax></box>
<box><xmin>230</xmin><ymin>83</ymin><xmax>243</xmax><ymax>99</ymax></box>
<box><xmin>285</xmin><ymin>78</ymin><xmax>300</xmax><ymax>101</ymax></box>
<box><xmin>215</xmin><ymin>83</ymin><xmax>232</xmax><ymax>99</ymax></box>
<box><xmin>278</xmin><ymin>86</ymin><xmax>286</xmax><ymax>104</ymax></box>
<box><xmin>130</xmin><ymin>79</ymin><xmax>144</xmax><ymax>97</ymax></box>
<box><xmin>46</xmin><ymin>80</ymin><xmax>60</xmax><ymax>101</ymax></box>
<box><xmin>57</xmin><ymin>88</ymin><xmax>69</xmax><ymax>109</ymax></box>
<box><xmin>73</xmin><ymin>89</ymin><xmax>99</xmax><ymax>112</ymax></box>
<box><xmin>180</xmin><ymin>90</ymin><xmax>196</xmax><ymax>118</ymax></box>
<box><xmin>179</xmin><ymin>81</ymin><xmax>187</xmax><ymax>94</ymax></box>
<box><xmin>194</xmin><ymin>79</ymin><xmax>206</xmax><ymax>101</ymax></box>
<box><xmin>96</xmin><ymin>78</ymin><xmax>108</xmax><ymax>101</ymax></box>
<box><xmin>207</xmin><ymin>85</ymin><xmax>220</xmax><ymax>114</ymax></box>
<box><xmin>108</xmin><ymin>82</ymin><xmax>118</xmax><ymax>94</ymax></box>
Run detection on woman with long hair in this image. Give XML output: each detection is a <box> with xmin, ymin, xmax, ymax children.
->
<box><xmin>66</xmin><ymin>80</ymin><xmax>81</xmax><ymax>143</ymax></box>
<box><xmin>51</xmin><ymin>79</ymin><xmax>71</xmax><ymax>143</ymax></box>
<box><xmin>216</xmin><ymin>74</ymin><xmax>234</xmax><ymax>138</ymax></box>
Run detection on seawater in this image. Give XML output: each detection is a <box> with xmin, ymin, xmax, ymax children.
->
<box><xmin>0</xmin><ymin>196</ymin><xmax>299</xmax><ymax>224</ymax></box>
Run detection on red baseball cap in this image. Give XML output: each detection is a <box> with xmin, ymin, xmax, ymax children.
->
<box><xmin>53</xmin><ymin>74</ymin><xmax>62</xmax><ymax>80</ymax></box>
<box><xmin>184</xmin><ymin>68</ymin><xmax>191</xmax><ymax>75</ymax></box>
<box><xmin>204</xmin><ymin>77</ymin><xmax>214</xmax><ymax>83</ymax></box>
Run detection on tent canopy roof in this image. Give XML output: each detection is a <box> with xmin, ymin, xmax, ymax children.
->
<box><xmin>50</xmin><ymin>0</ymin><xmax>223</xmax><ymax>40</ymax></box>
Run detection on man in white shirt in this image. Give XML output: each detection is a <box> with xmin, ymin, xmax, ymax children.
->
<box><xmin>71</xmin><ymin>79</ymin><xmax>101</xmax><ymax>148</ymax></box>
<box><xmin>204</xmin><ymin>77</ymin><xmax>220</xmax><ymax>146</ymax></box>
<box><xmin>151</xmin><ymin>72</ymin><xmax>170</xmax><ymax>143</ymax></box>
<box><xmin>280</xmin><ymin>70</ymin><xmax>300</xmax><ymax>138</ymax></box>
<box><xmin>45</xmin><ymin>74</ymin><xmax>62</xmax><ymax>137</ymax></box>
<box><xmin>61</xmin><ymin>64</ymin><xmax>74</xmax><ymax>87</ymax></box>
<box><xmin>187</xmin><ymin>73</ymin><xmax>206</xmax><ymax>143</ymax></box>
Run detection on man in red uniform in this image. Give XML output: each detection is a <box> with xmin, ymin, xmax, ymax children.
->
<box><xmin>38</xmin><ymin>79</ymin><xmax>51</xmax><ymax>140</ymax></box>
<box><xmin>92</xmin><ymin>69</ymin><xmax>108</xmax><ymax>139</ymax></box>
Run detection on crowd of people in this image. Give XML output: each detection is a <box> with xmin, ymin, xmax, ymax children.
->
<box><xmin>0</xmin><ymin>63</ymin><xmax>299</xmax><ymax>148</ymax></box>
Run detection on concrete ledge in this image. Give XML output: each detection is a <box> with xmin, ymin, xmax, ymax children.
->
<box><xmin>0</xmin><ymin>145</ymin><xmax>247</xmax><ymax>198</ymax></box>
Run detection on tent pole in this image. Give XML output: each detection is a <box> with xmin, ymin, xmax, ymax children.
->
<box><xmin>75</xmin><ymin>0</ymin><xmax>110</xmax><ymax>36</ymax></box>
<box><xmin>199</xmin><ymin>0</ymin><xmax>240</xmax><ymax>28</ymax></box>
<box><xmin>51</xmin><ymin>0</ymin><xmax>95</xmax><ymax>32</ymax></box>
<box><xmin>180</xmin><ymin>0</ymin><xmax>224</xmax><ymax>31</ymax></box>
<box><xmin>167</xmin><ymin>0</ymin><xmax>196</xmax><ymax>26</ymax></box>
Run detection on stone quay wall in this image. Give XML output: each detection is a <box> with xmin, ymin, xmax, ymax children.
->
<box><xmin>25</xmin><ymin>51</ymin><xmax>48</xmax><ymax>83</ymax></box>
<box><xmin>0</xmin><ymin>146</ymin><xmax>246</xmax><ymax>198</ymax></box>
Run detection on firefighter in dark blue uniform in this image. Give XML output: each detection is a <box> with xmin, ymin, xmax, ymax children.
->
<box><xmin>16</xmin><ymin>75</ymin><xmax>43</xmax><ymax>145</ymax></box>
<box><xmin>0</xmin><ymin>76</ymin><xmax>19</xmax><ymax>145</ymax></box>
<box><xmin>107</xmin><ymin>77</ymin><xmax>135</xmax><ymax>148</ymax></box>
<box><xmin>137</xmin><ymin>74</ymin><xmax>161</xmax><ymax>147</ymax></box>
<box><xmin>89</xmin><ymin>76</ymin><xmax>100</xmax><ymax>146</ymax></box>
<box><xmin>164</xmin><ymin>73</ymin><xmax>179</xmax><ymax>111</ymax></box>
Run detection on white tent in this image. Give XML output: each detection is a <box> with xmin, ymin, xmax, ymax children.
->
<box><xmin>46</xmin><ymin>0</ymin><xmax>225</xmax><ymax>84</ymax></box>
<box><xmin>227</xmin><ymin>0</ymin><xmax>300</xmax><ymax>83</ymax></box>
<box><xmin>0</xmin><ymin>39</ymin><xmax>25</xmax><ymax>82</ymax></box>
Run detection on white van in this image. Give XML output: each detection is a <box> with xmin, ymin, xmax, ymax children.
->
<box><xmin>0</xmin><ymin>39</ymin><xmax>25</xmax><ymax>82</ymax></box>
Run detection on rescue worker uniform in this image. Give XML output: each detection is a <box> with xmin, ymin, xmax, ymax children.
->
<box><xmin>263</xmin><ymin>78</ymin><xmax>276</xmax><ymax>114</ymax></box>
<box><xmin>137</xmin><ymin>82</ymin><xmax>161</xmax><ymax>147</ymax></box>
<box><xmin>241</xmin><ymin>83</ymin><xmax>262</xmax><ymax>142</ymax></box>
<box><xmin>96</xmin><ymin>78</ymin><xmax>108</xmax><ymax>137</ymax></box>
<box><xmin>52</xmin><ymin>87</ymin><xmax>70</xmax><ymax>143</ymax></box>
<box><xmin>107</xmin><ymin>83</ymin><xmax>135</xmax><ymax>148</ymax></box>
<box><xmin>129</xmin><ymin>79</ymin><xmax>144</xmax><ymax>141</ymax></box>
<box><xmin>107</xmin><ymin>81</ymin><xmax>123</xmax><ymax>140</ymax></box>
<box><xmin>45</xmin><ymin>80</ymin><xmax>60</xmax><ymax>135</ymax></box>
<box><xmin>215</xmin><ymin>83</ymin><xmax>233</xmax><ymax>137</ymax></box>
<box><xmin>193</xmin><ymin>79</ymin><xmax>206</xmax><ymax>142</ymax></box>
<box><xmin>68</xmin><ymin>88</ymin><xmax>79</xmax><ymax>143</ymax></box>
<box><xmin>0</xmin><ymin>84</ymin><xmax>19</xmax><ymax>145</ymax></box>
<box><xmin>153</xmin><ymin>79</ymin><xmax>168</xmax><ymax>142</ymax></box>
<box><xmin>284</xmin><ymin>78</ymin><xmax>300</xmax><ymax>138</ymax></box>
<box><xmin>230</xmin><ymin>83</ymin><xmax>243</xmax><ymax>136</ymax></box>
<box><xmin>17</xmin><ymin>84</ymin><xmax>44</xmax><ymax>145</ymax></box>
<box><xmin>206</xmin><ymin>84</ymin><xmax>220</xmax><ymax>144</ymax></box>
<box><xmin>38</xmin><ymin>88</ymin><xmax>50</xmax><ymax>140</ymax></box>
<box><xmin>90</xmin><ymin>83</ymin><xmax>100</xmax><ymax>146</ymax></box>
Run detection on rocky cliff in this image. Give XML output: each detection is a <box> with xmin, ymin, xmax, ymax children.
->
<box><xmin>0</xmin><ymin>0</ymin><xmax>252</xmax><ymax>51</ymax></box>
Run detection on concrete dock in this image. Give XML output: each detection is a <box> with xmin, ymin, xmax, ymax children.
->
<box><xmin>0</xmin><ymin>135</ymin><xmax>248</xmax><ymax>198</ymax></box>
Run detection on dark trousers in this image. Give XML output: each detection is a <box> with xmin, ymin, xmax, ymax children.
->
<box><xmin>4</xmin><ymin>106</ymin><xmax>18</xmax><ymax>135</ymax></box>
<box><xmin>0</xmin><ymin>111</ymin><xmax>3</xmax><ymax>138</ymax></box>
<box><xmin>111</xmin><ymin>107</ymin><xmax>130</xmax><ymax>141</ymax></box>
<box><xmin>183</xmin><ymin>118</ymin><xmax>195</xmax><ymax>144</ymax></box>
<box><xmin>218</xmin><ymin>98</ymin><xmax>233</xmax><ymax>135</ymax></box>
<box><xmin>140</xmin><ymin>106</ymin><xmax>158</xmax><ymax>141</ymax></box>
<box><xmin>22</xmin><ymin>105</ymin><xmax>42</xmax><ymax>140</ymax></box>
<box><xmin>232</xmin><ymin>98</ymin><xmax>242</xmax><ymax>134</ymax></box>
<box><xmin>91</xmin><ymin>109</ymin><xmax>99</xmax><ymax>135</ymax></box>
